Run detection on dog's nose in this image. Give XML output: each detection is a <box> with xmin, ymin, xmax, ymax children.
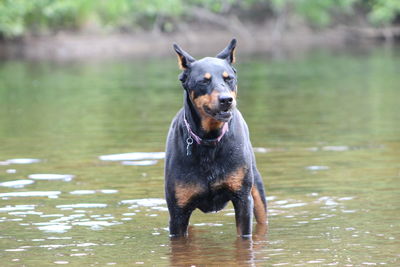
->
<box><xmin>219</xmin><ymin>95</ymin><xmax>233</xmax><ymax>109</ymax></box>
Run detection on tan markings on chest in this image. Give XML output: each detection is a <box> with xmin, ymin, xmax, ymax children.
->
<box><xmin>175</xmin><ymin>182</ymin><xmax>204</xmax><ymax>208</ymax></box>
<box><xmin>212</xmin><ymin>167</ymin><xmax>246</xmax><ymax>191</ymax></box>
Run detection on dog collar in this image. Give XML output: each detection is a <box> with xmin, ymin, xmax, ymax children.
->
<box><xmin>183</xmin><ymin>112</ymin><xmax>229</xmax><ymax>154</ymax></box>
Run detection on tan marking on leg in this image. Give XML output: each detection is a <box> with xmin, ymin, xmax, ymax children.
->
<box><xmin>251</xmin><ymin>186</ymin><xmax>267</xmax><ymax>224</ymax></box>
<box><xmin>175</xmin><ymin>183</ymin><xmax>203</xmax><ymax>208</ymax></box>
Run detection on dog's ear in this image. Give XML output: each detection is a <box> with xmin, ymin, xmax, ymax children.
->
<box><xmin>216</xmin><ymin>38</ymin><xmax>237</xmax><ymax>64</ymax></box>
<box><xmin>173</xmin><ymin>43</ymin><xmax>195</xmax><ymax>70</ymax></box>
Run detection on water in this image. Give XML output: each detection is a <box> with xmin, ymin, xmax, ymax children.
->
<box><xmin>0</xmin><ymin>46</ymin><xmax>399</xmax><ymax>266</ymax></box>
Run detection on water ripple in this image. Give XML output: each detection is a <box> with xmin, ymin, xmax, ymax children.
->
<box><xmin>5</xmin><ymin>158</ymin><xmax>41</xmax><ymax>164</ymax></box>
<box><xmin>28</xmin><ymin>174</ymin><xmax>75</xmax><ymax>181</ymax></box>
<box><xmin>99</xmin><ymin>152</ymin><xmax>165</xmax><ymax>161</ymax></box>
<box><xmin>69</xmin><ymin>190</ymin><xmax>96</xmax><ymax>195</ymax></box>
<box><xmin>121</xmin><ymin>160</ymin><xmax>158</xmax><ymax>166</ymax></box>
<box><xmin>0</xmin><ymin>205</ymin><xmax>36</xmax><ymax>212</ymax></box>
<box><xmin>56</xmin><ymin>203</ymin><xmax>108</xmax><ymax>209</ymax></box>
<box><xmin>0</xmin><ymin>179</ymin><xmax>34</xmax><ymax>188</ymax></box>
<box><xmin>37</xmin><ymin>224</ymin><xmax>72</xmax><ymax>233</ymax></box>
<box><xmin>119</xmin><ymin>198</ymin><xmax>166</xmax><ymax>207</ymax></box>
<box><xmin>0</xmin><ymin>191</ymin><xmax>61</xmax><ymax>198</ymax></box>
<box><xmin>306</xmin><ymin>166</ymin><xmax>330</xmax><ymax>171</ymax></box>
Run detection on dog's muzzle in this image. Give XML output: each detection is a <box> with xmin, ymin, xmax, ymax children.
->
<box><xmin>204</xmin><ymin>93</ymin><xmax>236</xmax><ymax>122</ymax></box>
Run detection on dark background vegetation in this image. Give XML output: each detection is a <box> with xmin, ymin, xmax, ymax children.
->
<box><xmin>0</xmin><ymin>0</ymin><xmax>400</xmax><ymax>59</ymax></box>
<box><xmin>1</xmin><ymin>0</ymin><xmax>400</xmax><ymax>37</ymax></box>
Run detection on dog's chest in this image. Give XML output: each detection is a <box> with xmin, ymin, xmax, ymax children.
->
<box><xmin>197</xmin><ymin>148</ymin><xmax>218</xmax><ymax>175</ymax></box>
<box><xmin>191</xmin><ymin>149</ymin><xmax>247</xmax><ymax>191</ymax></box>
<box><xmin>194</xmin><ymin>145</ymin><xmax>233</xmax><ymax>180</ymax></box>
<box><xmin>195</xmin><ymin>164</ymin><xmax>248</xmax><ymax>213</ymax></box>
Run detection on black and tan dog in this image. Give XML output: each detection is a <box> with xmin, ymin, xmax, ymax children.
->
<box><xmin>165</xmin><ymin>39</ymin><xmax>267</xmax><ymax>237</ymax></box>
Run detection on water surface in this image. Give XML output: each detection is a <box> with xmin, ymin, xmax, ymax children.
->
<box><xmin>0</xmin><ymin>46</ymin><xmax>399</xmax><ymax>266</ymax></box>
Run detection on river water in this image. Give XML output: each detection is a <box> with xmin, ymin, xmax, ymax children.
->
<box><xmin>0</xmin><ymin>45</ymin><xmax>399</xmax><ymax>266</ymax></box>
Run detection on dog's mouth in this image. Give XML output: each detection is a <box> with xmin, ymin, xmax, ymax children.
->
<box><xmin>204</xmin><ymin>106</ymin><xmax>233</xmax><ymax>122</ymax></box>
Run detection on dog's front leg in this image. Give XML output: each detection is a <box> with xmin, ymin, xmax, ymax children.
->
<box><xmin>232</xmin><ymin>193</ymin><xmax>254</xmax><ymax>237</ymax></box>
<box><xmin>168</xmin><ymin>207</ymin><xmax>193</xmax><ymax>237</ymax></box>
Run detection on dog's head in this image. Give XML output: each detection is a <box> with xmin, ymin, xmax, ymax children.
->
<box><xmin>173</xmin><ymin>39</ymin><xmax>238</xmax><ymax>125</ymax></box>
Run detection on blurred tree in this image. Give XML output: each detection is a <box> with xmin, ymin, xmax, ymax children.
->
<box><xmin>0</xmin><ymin>0</ymin><xmax>399</xmax><ymax>39</ymax></box>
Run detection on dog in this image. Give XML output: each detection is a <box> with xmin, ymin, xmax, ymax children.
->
<box><xmin>165</xmin><ymin>39</ymin><xmax>267</xmax><ymax>237</ymax></box>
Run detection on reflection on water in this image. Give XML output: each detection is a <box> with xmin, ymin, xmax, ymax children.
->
<box><xmin>169</xmin><ymin>225</ymin><xmax>268</xmax><ymax>266</ymax></box>
<box><xmin>0</xmin><ymin>46</ymin><xmax>399</xmax><ymax>265</ymax></box>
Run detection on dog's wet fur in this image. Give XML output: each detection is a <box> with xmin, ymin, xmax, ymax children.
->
<box><xmin>165</xmin><ymin>39</ymin><xmax>267</xmax><ymax>237</ymax></box>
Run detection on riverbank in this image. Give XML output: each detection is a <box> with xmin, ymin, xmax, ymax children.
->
<box><xmin>0</xmin><ymin>25</ymin><xmax>398</xmax><ymax>61</ymax></box>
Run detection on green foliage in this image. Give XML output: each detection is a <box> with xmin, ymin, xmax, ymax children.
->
<box><xmin>269</xmin><ymin>0</ymin><xmax>358</xmax><ymax>27</ymax></box>
<box><xmin>188</xmin><ymin>0</ymin><xmax>237</xmax><ymax>13</ymax></box>
<box><xmin>295</xmin><ymin>0</ymin><xmax>335</xmax><ymax>26</ymax></box>
<box><xmin>0</xmin><ymin>0</ymin><xmax>30</xmax><ymax>37</ymax></box>
<box><xmin>369</xmin><ymin>0</ymin><xmax>400</xmax><ymax>25</ymax></box>
<box><xmin>0</xmin><ymin>0</ymin><xmax>399</xmax><ymax>39</ymax></box>
<box><xmin>0</xmin><ymin>0</ymin><xmax>95</xmax><ymax>37</ymax></box>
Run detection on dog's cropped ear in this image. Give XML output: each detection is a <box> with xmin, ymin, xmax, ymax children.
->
<box><xmin>173</xmin><ymin>43</ymin><xmax>196</xmax><ymax>70</ymax></box>
<box><xmin>216</xmin><ymin>38</ymin><xmax>237</xmax><ymax>64</ymax></box>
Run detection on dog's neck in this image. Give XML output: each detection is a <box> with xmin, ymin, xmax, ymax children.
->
<box><xmin>183</xmin><ymin>91</ymin><xmax>227</xmax><ymax>140</ymax></box>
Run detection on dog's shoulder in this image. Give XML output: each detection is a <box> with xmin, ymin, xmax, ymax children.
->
<box><xmin>230</xmin><ymin>109</ymin><xmax>250</xmax><ymax>139</ymax></box>
<box><xmin>169</xmin><ymin>108</ymin><xmax>184</xmax><ymax>128</ymax></box>
<box><xmin>165</xmin><ymin>108</ymin><xmax>185</xmax><ymax>160</ymax></box>
<box><xmin>167</xmin><ymin>108</ymin><xmax>184</xmax><ymax>137</ymax></box>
